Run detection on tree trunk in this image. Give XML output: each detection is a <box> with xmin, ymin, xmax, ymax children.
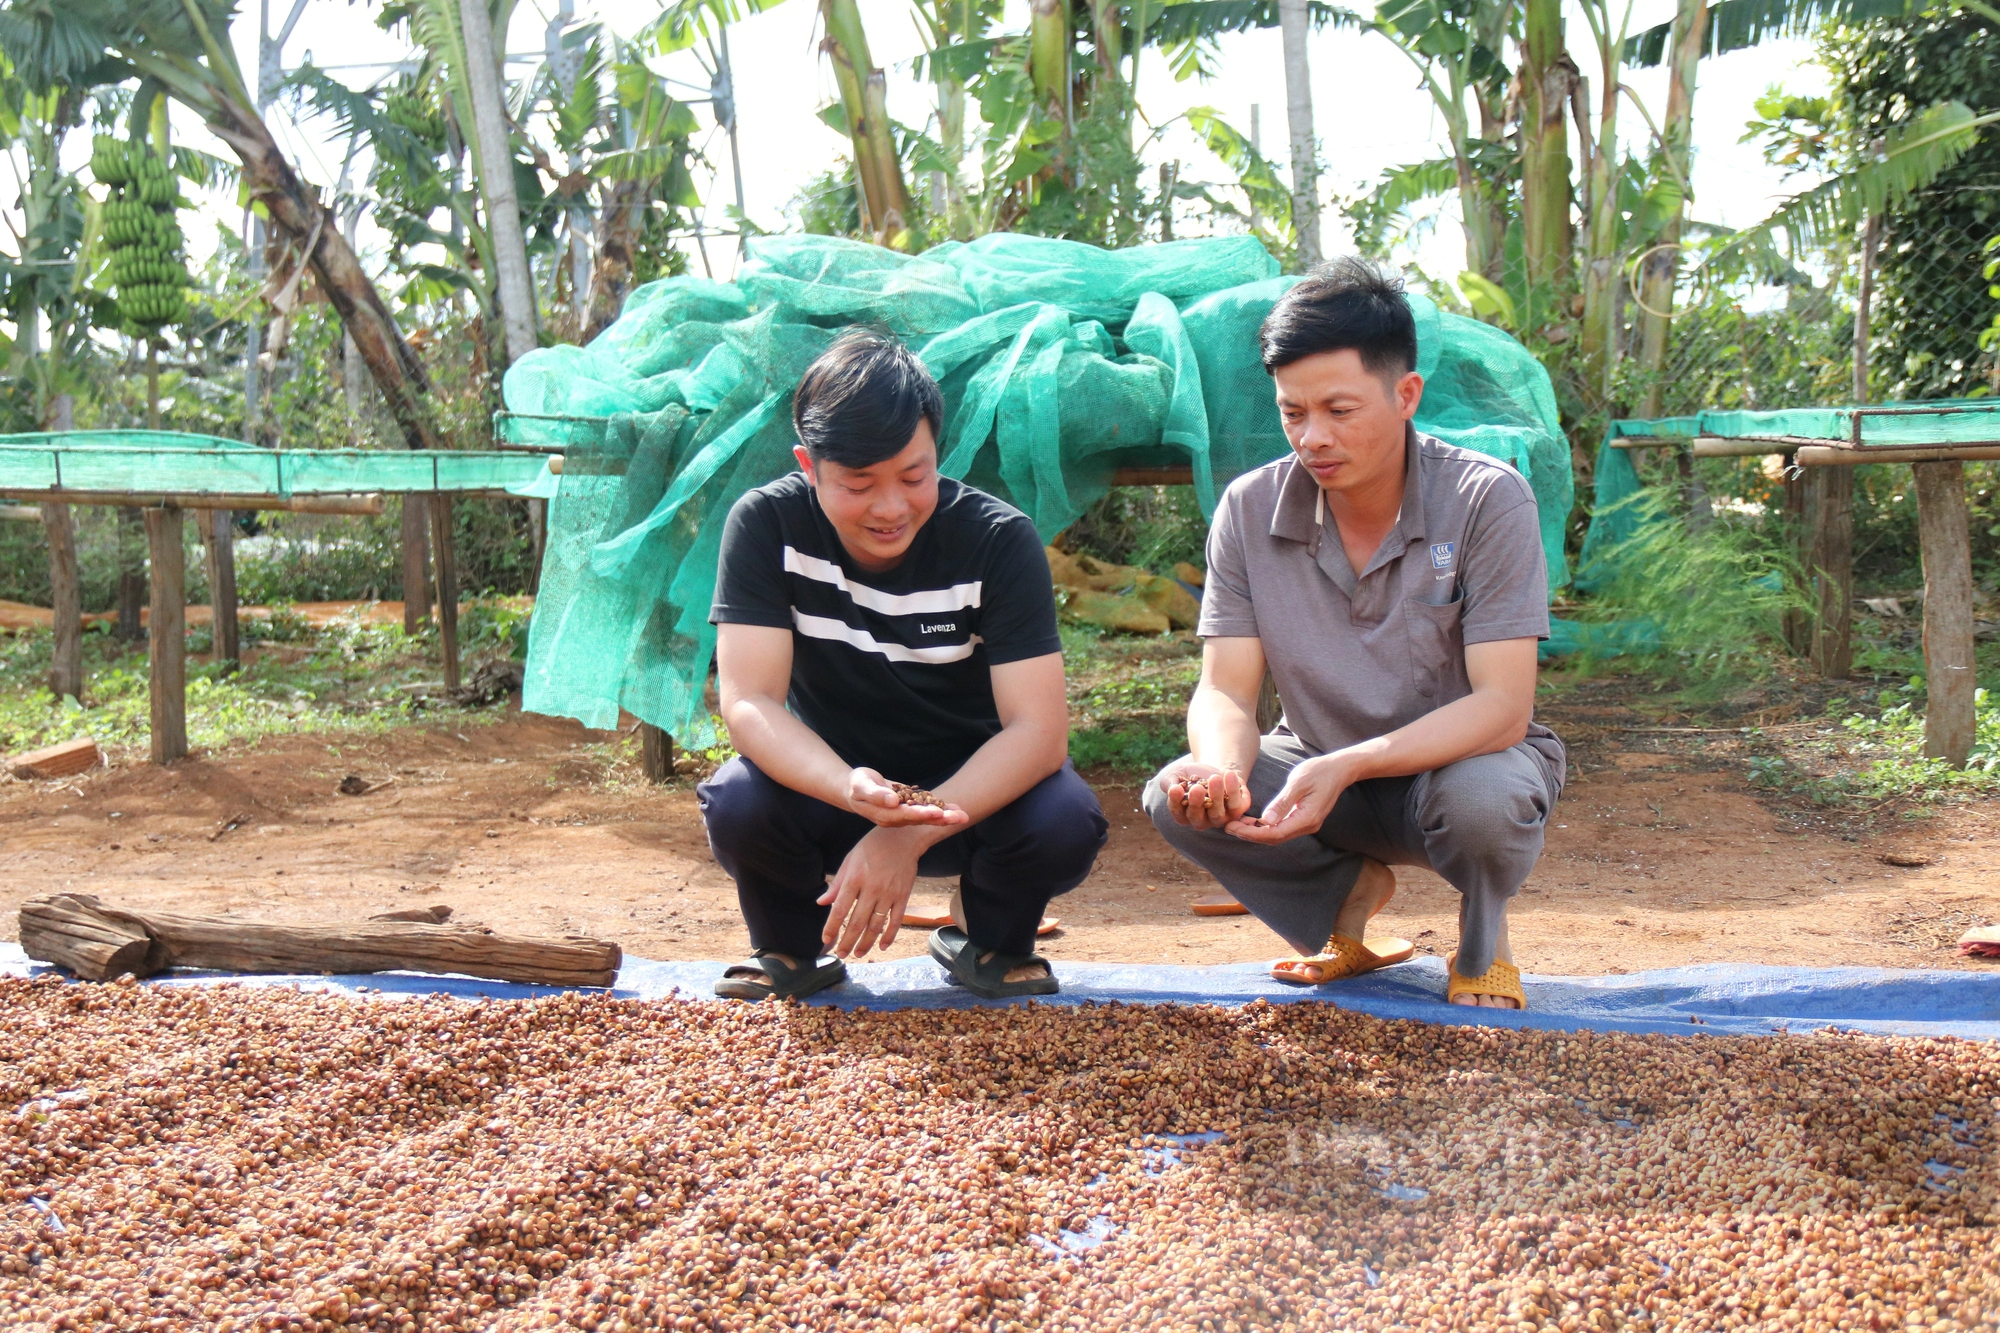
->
<box><xmin>39</xmin><ymin>392</ymin><xmax>81</xmax><ymax>700</ymax></box>
<box><xmin>1578</xmin><ymin>63</ymin><xmax>1622</xmax><ymax>412</ymax></box>
<box><xmin>1636</xmin><ymin>0</ymin><xmax>1708</xmax><ymax>418</ymax></box>
<box><xmin>1914</xmin><ymin>461</ymin><xmax>1976</xmax><ymax>767</ymax></box>
<box><xmin>822</xmin><ymin>0</ymin><xmax>912</xmax><ymax>243</ymax></box>
<box><xmin>116</xmin><ymin>508</ymin><xmax>146</xmax><ymax>642</ymax></box>
<box><xmin>203</xmin><ymin>508</ymin><xmax>240</xmax><ymax>668</ymax></box>
<box><xmin>585</xmin><ymin>177</ymin><xmax>647</xmax><ymax>342</ymax></box>
<box><xmin>203</xmin><ymin>97</ymin><xmax>446</xmax><ymax>452</ymax></box>
<box><xmin>1518</xmin><ymin>0</ymin><xmax>1575</xmax><ymax>299</ymax></box>
<box><xmin>1277</xmin><ymin>0</ymin><xmax>1321</xmax><ymax>268</ymax></box>
<box><xmin>41</xmin><ymin>501</ymin><xmax>81</xmax><ymax>701</ymax></box>
<box><xmin>458</xmin><ymin>0</ymin><xmax>539</xmax><ymax>367</ymax></box>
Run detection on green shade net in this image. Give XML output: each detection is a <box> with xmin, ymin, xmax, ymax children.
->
<box><xmin>0</xmin><ymin>430</ymin><xmax>553</xmax><ymax>495</ymax></box>
<box><xmin>504</xmin><ymin>234</ymin><xmax>1573</xmax><ymax>744</ymax></box>
<box><xmin>1574</xmin><ymin>400</ymin><xmax>2000</xmax><ymax>594</ymax></box>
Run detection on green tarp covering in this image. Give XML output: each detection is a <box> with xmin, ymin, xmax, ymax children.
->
<box><xmin>504</xmin><ymin>233</ymin><xmax>1573</xmax><ymax>744</ymax></box>
<box><xmin>0</xmin><ymin>430</ymin><xmax>555</xmax><ymax>496</ymax></box>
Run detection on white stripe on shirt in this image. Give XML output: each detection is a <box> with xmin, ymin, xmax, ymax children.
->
<box><xmin>792</xmin><ymin>610</ymin><xmax>983</xmax><ymax>664</ymax></box>
<box><xmin>783</xmin><ymin>546</ymin><xmax>983</xmax><ymax>615</ymax></box>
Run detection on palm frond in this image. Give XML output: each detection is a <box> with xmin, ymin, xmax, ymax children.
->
<box><xmin>640</xmin><ymin>0</ymin><xmax>792</xmax><ymax>56</ymax></box>
<box><xmin>0</xmin><ymin>6</ymin><xmax>119</xmax><ymax>94</ymax></box>
<box><xmin>1714</xmin><ymin>100</ymin><xmax>1994</xmax><ymax>259</ymax></box>
<box><xmin>282</xmin><ymin>65</ymin><xmax>436</xmax><ymax>177</ymax></box>
<box><xmin>1149</xmin><ymin>0</ymin><xmax>1362</xmax><ymax>43</ymax></box>
<box><xmin>1623</xmin><ymin>0</ymin><xmax>1919</xmax><ymax>67</ymax></box>
<box><xmin>1347</xmin><ymin>156</ymin><xmax>1457</xmax><ymax>251</ymax></box>
<box><xmin>1187</xmin><ymin>104</ymin><xmax>1293</xmax><ymax>239</ymax></box>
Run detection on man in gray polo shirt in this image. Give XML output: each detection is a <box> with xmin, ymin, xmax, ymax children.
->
<box><xmin>1143</xmin><ymin>259</ymin><xmax>1563</xmax><ymax>1010</ymax></box>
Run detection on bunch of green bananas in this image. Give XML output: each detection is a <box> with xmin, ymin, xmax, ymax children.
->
<box><xmin>93</xmin><ymin>136</ymin><xmax>190</xmax><ymax>334</ymax></box>
<box><xmin>384</xmin><ymin>91</ymin><xmax>447</xmax><ymax>145</ymax></box>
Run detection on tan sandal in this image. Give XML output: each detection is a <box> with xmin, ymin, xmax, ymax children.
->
<box><xmin>1446</xmin><ymin>954</ymin><xmax>1526</xmax><ymax>1010</ymax></box>
<box><xmin>1192</xmin><ymin>893</ymin><xmax>1250</xmax><ymax>917</ymax></box>
<box><xmin>1271</xmin><ymin>934</ymin><xmax>1414</xmax><ymax>986</ymax></box>
<box><xmin>901</xmin><ymin>902</ymin><xmax>1060</xmax><ymax>936</ymax></box>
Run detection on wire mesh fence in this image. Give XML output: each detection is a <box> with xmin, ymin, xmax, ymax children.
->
<box><xmin>1650</xmin><ymin>212</ymin><xmax>2000</xmax><ymax>418</ymax></box>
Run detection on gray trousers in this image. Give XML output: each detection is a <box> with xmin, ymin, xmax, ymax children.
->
<box><xmin>1142</xmin><ymin>732</ymin><xmax>1561</xmax><ymax>976</ymax></box>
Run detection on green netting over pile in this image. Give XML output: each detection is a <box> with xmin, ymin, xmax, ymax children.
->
<box><xmin>0</xmin><ymin>430</ymin><xmax>553</xmax><ymax>495</ymax></box>
<box><xmin>504</xmin><ymin>233</ymin><xmax>1572</xmax><ymax>743</ymax></box>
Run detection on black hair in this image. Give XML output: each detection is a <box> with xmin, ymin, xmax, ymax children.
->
<box><xmin>792</xmin><ymin>328</ymin><xmax>945</xmax><ymax>469</ymax></box>
<box><xmin>1258</xmin><ymin>256</ymin><xmax>1418</xmax><ymax>381</ymax></box>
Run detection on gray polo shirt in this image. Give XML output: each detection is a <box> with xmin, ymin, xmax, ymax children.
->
<box><xmin>1200</xmin><ymin>429</ymin><xmax>1565</xmax><ymax>776</ymax></box>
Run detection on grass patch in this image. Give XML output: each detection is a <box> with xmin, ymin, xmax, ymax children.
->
<box><xmin>0</xmin><ymin>601</ymin><xmax>530</xmax><ymax>760</ymax></box>
<box><xmin>1061</xmin><ymin>623</ymin><xmax>1200</xmax><ymax>780</ymax></box>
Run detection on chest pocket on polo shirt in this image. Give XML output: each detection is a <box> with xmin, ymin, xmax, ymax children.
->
<box><xmin>1404</xmin><ymin>591</ymin><xmax>1465</xmax><ymax>697</ymax></box>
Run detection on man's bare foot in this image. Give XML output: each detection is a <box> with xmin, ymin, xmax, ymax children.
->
<box><xmin>948</xmin><ymin>888</ymin><xmax>1050</xmax><ymax>985</ymax></box>
<box><xmin>1271</xmin><ymin>860</ymin><xmax>1400</xmax><ymax>984</ymax></box>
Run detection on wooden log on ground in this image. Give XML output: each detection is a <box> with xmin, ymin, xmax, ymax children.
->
<box><xmin>401</xmin><ymin>494</ymin><xmax>431</xmax><ymax>632</ymax></box>
<box><xmin>202</xmin><ymin>508</ymin><xmax>241</xmax><ymax>667</ymax></box>
<box><xmin>1914</xmin><ymin>460</ymin><xmax>1977</xmax><ymax>767</ymax></box>
<box><xmin>0</xmin><ymin>489</ymin><xmax>386</xmax><ymax>515</ymax></box>
<box><xmin>19</xmin><ymin>895</ymin><xmax>160</xmax><ymax>980</ymax></box>
<box><xmin>640</xmin><ymin>723</ymin><xmax>674</xmax><ymax>783</ymax></box>
<box><xmin>16</xmin><ymin>894</ymin><xmax>621</xmax><ymax>987</ymax></box>
<box><xmin>40</xmin><ymin>501</ymin><xmax>82</xmax><ymax>701</ymax></box>
<box><xmin>430</xmin><ymin>492</ymin><xmax>461</xmax><ymax>692</ymax></box>
<box><xmin>6</xmin><ymin>736</ymin><xmax>100</xmax><ymax>779</ymax></box>
<box><xmin>144</xmin><ymin>505</ymin><xmax>187</xmax><ymax>764</ymax></box>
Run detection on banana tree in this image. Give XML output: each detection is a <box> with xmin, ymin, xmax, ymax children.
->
<box><xmin>0</xmin><ymin>0</ymin><xmax>449</xmax><ymax>450</ymax></box>
<box><xmin>1368</xmin><ymin>0</ymin><xmax>1516</xmax><ymax>281</ymax></box>
<box><xmin>1518</xmin><ymin>0</ymin><xmax>1573</xmax><ymax>296</ymax></box>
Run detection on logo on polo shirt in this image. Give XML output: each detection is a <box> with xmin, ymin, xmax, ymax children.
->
<box><xmin>1430</xmin><ymin>542</ymin><xmax>1455</xmax><ymax>569</ymax></box>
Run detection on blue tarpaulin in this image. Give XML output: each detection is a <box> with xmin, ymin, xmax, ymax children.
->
<box><xmin>5</xmin><ymin>945</ymin><xmax>1995</xmax><ymax>1040</ymax></box>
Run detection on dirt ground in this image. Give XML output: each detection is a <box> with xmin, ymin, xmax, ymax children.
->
<box><xmin>2</xmin><ymin>694</ymin><xmax>1996</xmax><ymax>977</ymax></box>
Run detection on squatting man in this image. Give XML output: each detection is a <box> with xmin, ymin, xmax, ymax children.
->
<box><xmin>697</xmin><ymin>329</ymin><xmax>1109</xmax><ymax>1002</ymax></box>
<box><xmin>1145</xmin><ymin>258</ymin><xmax>1564</xmax><ymax>1011</ymax></box>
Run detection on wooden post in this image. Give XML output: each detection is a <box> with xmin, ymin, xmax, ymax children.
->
<box><xmin>40</xmin><ymin>502</ymin><xmax>82</xmax><ymax>702</ymax></box>
<box><xmin>640</xmin><ymin>723</ymin><xmax>675</xmax><ymax>783</ymax></box>
<box><xmin>402</xmin><ymin>495</ymin><xmax>431</xmax><ymax>632</ymax></box>
<box><xmin>202</xmin><ymin>508</ymin><xmax>241</xmax><ymax>668</ymax></box>
<box><xmin>1913</xmin><ymin>460</ymin><xmax>1976</xmax><ymax>767</ymax></box>
<box><xmin>1808</xmin><ymin>468</ymin><xmax>1854</xmax><ymax>679</ymax></box>
<box><xmin>1781</xmin><ymin>463</ymin><xmax>1813</xmax><ymax>656</ymax></box>
<box><xmin>144</xmin><ymin>505</ymin><xmax>188</xmax><ymax>764</ymax></box>
<box><xmin>430</xmin><ymin>492</ymin><xmax>461</xmax><ymax>692</ymax></box>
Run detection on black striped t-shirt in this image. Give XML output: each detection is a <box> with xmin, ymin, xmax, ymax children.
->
<box><xmin>710</xmin><ymin>472</ymin><xmax>1061</xmax><ymax>787</ymax></box>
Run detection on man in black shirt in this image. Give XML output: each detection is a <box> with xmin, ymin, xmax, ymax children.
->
<box><xmin>699</xmin><ymin>329</ymin><xmax>1108</xmax><ymax>1001</ymax></box>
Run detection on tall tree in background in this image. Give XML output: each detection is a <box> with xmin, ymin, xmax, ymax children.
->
<box><xmin>0</xmin><ymin>0</ymin><xmax>449</xmax><ymax>450</ymax></box>
<box><xmin>1634</xmin><ymin>0</ymin><xmax>1706</xmax><ymax>415</ymax></box>
<box><xmin>821</xmin><ymin>0</ymin><xmax>912</xmax><ymax>242</ymax></box>
<box><xmin>1517</xmin><ymin>0</ymin><xmax>1574</xmax><ymax>302</ymax></box>
<box><xmin>456</xmin><ymin>0</ymin><xmax>538</xmax><ymax>366</ymax></box>
<box><xmin>1278</xmin><ymin>0</ymin><xmax>1323</xmax><ymax>265</ymax></box>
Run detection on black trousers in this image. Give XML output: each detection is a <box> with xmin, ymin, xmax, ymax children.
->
<box><xmin>697</xmin><ymin>757</ymin><xmax>1108</xmax><ymax>959</ymax></box>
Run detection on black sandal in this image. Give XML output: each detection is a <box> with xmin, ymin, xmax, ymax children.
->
<box><xmin>713</xmin><ymin>951</ymin><xmax>848</xmax><ymax>1002</ymax></box>
<box><xmin>926</xmin><ymin>927</ymin><xmax>1060</xmax><ymax>999</ymax></box>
